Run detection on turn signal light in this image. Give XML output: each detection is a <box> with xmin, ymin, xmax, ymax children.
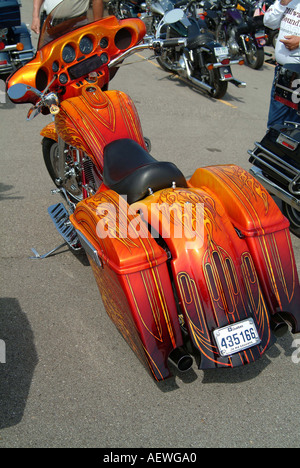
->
<box><xmin>239</xmin><ymin>59</ymin><xmax>245</xmax><ymax>66</ymax></box>
<box><xmin>0</xmin><ymin>42</ymin><xmax>5</xmax><ymax>50</ymax></box>
<box><xmin>207</xmin><ymin>64</ymin><xmax>214</xmax><ymax>70</ymax></box>
<box><xmin>16</xmin><ymin>42</ymin><xmax>24</xmax><ymax>51</ymax></box>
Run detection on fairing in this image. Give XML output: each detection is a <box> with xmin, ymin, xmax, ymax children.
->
<box><xmin>7</xmin><ymin>15</ymin><xmax>146</xmax><ymax>101</ymax></box>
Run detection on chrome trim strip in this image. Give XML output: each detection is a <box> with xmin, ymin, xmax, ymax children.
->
<box><xmin>75</xmin><ymin>230</ymin><xmax>103</xmax><ymax>269</ymax></box>
<box><xmin>249</xmin><ymin>166</ymin><xmax>300</xmax><ymax>211</ymax></box>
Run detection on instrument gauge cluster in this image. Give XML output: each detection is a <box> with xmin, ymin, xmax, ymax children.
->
<box><xmin>52</xmin><ymin>33</ymin><xmax>111</xmax><ymax>87</ymax></box>
<box><xmin>62</xmin><ymin>44</ymin><xmax>76</xmax><ymax>64</ymax></box>
<box><xmin>79</xmin><ymin>36</ymin><xmax>94</xmax><ymax>55</ymax></box>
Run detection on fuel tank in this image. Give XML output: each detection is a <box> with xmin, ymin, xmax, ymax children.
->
<box><xmin>54</xmin><ymin>85</ymin><xmax>147</xmax><ymax>172</ymax></box>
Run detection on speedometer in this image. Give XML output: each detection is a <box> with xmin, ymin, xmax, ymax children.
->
<box><xmin>79</xmin><ymin>36</ymin><xmax>93</xmax><ymax>55</ymax></box>
<box><xmin>62</xmin><ymin>44</ymin><xmax>76</xmax><ymax>63</ymax></box>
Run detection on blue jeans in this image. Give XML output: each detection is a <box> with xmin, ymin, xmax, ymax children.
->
<box><xmin>267</xmin><ymin>65</ymin><xmax>300</xmax><ymax>128</ymax></box>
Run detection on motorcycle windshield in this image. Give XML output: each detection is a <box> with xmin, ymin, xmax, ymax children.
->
<box><xmin>155</xmin><ymin>0</ymin><xmax>179</xmax><ymax>13</ymax></box>
<box><xmin>37</xmin><ymin>0</ymin><xmax>93</xmax><ymax>50</ymax></box>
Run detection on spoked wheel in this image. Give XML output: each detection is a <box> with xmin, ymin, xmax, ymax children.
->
<box><xmin>156</xmin><ymin>47</ymin><xmax>177</xmax><ymax>73</ymax></box>
<box><xmin>42</xmin><ymin>137</ymin><xmax>83</xmax><ymax>204</ymax></box>
<box><xmin>244</xmin><ymin>40</ymin><xmax>264</xmax><ymax>69</ymax></box>
<box><xmin>282</xmin><ymin>202</ymin><xmax>300</xmax><ymax>238</ymax></box>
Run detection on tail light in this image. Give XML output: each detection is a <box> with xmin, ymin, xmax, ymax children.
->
<box><xmin>221</xmin><ymin>58</ymin><xmax>230</xmax><ymax>65</ymax></box>
<box><xmin>0</xmin><ymin>42</ymin><xmax>5</xmax><ymax>50</ymax></box>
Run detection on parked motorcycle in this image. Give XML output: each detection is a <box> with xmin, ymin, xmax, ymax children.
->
<box><xmin>249</xmin><ymin>63</ymin><xmax>300</xmax><ymax>238</ymax></box>
<box><xmin>237</xmin><ymin>0</ymin><xmax>278</xmax><ymax>48</ymax></box>
<box><xmin>107</xmin><ymin>0</ymin><xmax>148</xmax><ymax>20</ymax></box>
<box><xmin>154</xmin><ymin>0</ymin><xmax>246</xmax><ymax>99</ymax></box>
<box><xmin>7</xmin><ymin>0</ymin><xmax>300</xmax><ymax>381</ymax></box>
<box><xmin>0</xmin><ymin>0</ymin><xmax>35</xmax><ymax>80</ymax></box>
<box><xmin>204</xmin><ymin>0</ymin><xmax>266</xmax><ymax>69</ymax></box>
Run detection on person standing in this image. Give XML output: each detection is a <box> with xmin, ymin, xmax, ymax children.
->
<box><xmin>264</xmin><ymin>0</ymin><xmax>300</xmax><ymax>127</ymax></box>
<box><xmin>31</xmin><ymin>0</ymin><xmax>103</xmax><ymax>34</ymax></box>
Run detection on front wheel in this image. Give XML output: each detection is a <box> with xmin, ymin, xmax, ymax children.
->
<box><xmin>156</xmin><ymin>48</ymin><xmax>177</xmax><ymax>73</ymax></box>
<box><xmin>244</xmin><ymin>41</ymin><xmax>264</xmax><ymax>69</ymax></box>
<box><xmin>282</xmin><ymin>202</ymin><xmax>300</xmax><ymax>238</ymax></box>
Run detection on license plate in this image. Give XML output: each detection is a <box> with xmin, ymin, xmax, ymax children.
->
<box><xmin>255</xmin><ymin>30</ymin><xmax>265</xmax><ymax>38</ymax></box>
<box><xmin>214</xmin><ymin>46</ymin><xmax>229</xmax><ymax>57</ymax></box>
<box><xmin>213</xmin><ymin>318</ymin><xmax>261</xmax><ymax>357</ymax></box>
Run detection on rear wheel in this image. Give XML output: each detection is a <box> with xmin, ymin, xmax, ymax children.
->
<box><xmin>282</xmin><ymin>202</ymin><xmax>300</xmax><ymax>238</ymax></box>
<box><xmin>207</xmin><ymin>69</ymin><xmax>228</xmax><ymax>99</ymax></box>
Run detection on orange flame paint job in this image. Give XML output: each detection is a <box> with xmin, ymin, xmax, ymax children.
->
<box><xmin>7</xmin><ymin>14</ymin><xmax>300</xmax><ymax>379</ymax></box>
<box><xmin>70</xmin><ymin>165</ymin><xmax>300</xmax><ymax>374</ymax></box>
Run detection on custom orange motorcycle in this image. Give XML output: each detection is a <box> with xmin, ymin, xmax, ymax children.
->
<box><xmin>7</xmin><ymin>0</ymin><xmax>300</xmax><ymax>381</ymax></box>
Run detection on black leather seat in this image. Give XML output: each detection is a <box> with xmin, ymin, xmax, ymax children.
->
<box><xmin>103</xmin><ymin>139</ymin><xmax>187</xmax><ymax>205</ymax></box>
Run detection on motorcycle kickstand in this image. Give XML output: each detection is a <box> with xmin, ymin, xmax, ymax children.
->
<box><xmin>30</xmin><ymin>241</ymin><xmax>68</xmax><ymax>260</ymax></box>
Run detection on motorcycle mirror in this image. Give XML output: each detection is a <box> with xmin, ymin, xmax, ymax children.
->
<box><xmin>7</xmin><ymin>83</ymin><xmax>42</xmax><ymax>102</ymax></box>
<box><xmin>164</xmin><ymin>8</ymin><xmax>185</xmax><ymax>24</ymax></box>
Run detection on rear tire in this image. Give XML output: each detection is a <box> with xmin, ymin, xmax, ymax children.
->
<box><xmin>208</xmin><ymin>69</ymin><xmax>228</xmax><ymax>99</ymax></box>
<box><xmin>282</xmin><ymin>202</ymin><xmax>300</xmax><ymax>238</ymax></box>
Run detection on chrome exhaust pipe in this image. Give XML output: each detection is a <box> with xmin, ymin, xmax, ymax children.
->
<box><xmin>183</xmin><ymin>56</ymin><xmax>215</xmax><ymax>93</ymax></box>
<box><xmin>168</xmin><ymin>346</ymin><xmax>193</xmax><ymax>372</ymax></box>
<box><xmin>230</xmin><ymin>78</ymin><xmax>247</xmax><ymax>88</ymax></box>
<box><xmin>271</xmin><ymin>314</ymin><xmax>289</xmax><ymax>337</ymax></box>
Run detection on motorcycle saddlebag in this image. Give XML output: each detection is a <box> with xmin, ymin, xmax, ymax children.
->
<box><xmin>70</xmin><ymin>189</ymin><xmax>185</xmax><ymax>381</ymax></box>
<box><xmin>188</xmin><ymin>165</ymin><xmax>300</xmax><ymax>335</ymax></box>
<box><xmin>0</xmin><ymin>0</ymin><xmax>20</xmax><ymax>28</ymax></box>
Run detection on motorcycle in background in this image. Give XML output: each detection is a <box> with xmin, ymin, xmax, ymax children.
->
<box><xmin>248</xmin><ymin>63</ymin><xmax>300</xmax><ymax>237</ymax></box>
<box><xmin>6</xmin><ymin>0</ymin><xmax>300</xmax><ymax>380</ymax></box>
<box><xmin>205</xmin><ymin>0</ymin><xmax>266</xmax><ymax>69</ymax></box>
<box><xmin>154</xmin><ymin>0</ymin><xmax>246</xmax><ymax>99</ymax></box>
<box><xmin>107</xmin><ymin>0</ymin><xmax>148</xmax><ymax>21</ymax></box>
<box><xmin>237</xmin><ymin>0</ymin><xmax>278</xmax><ymax>48</ymax></box>
<box><xmin>0</xmin><ymin>0</ymin><xmax>35</xmax><ymax>80</ymax></box>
